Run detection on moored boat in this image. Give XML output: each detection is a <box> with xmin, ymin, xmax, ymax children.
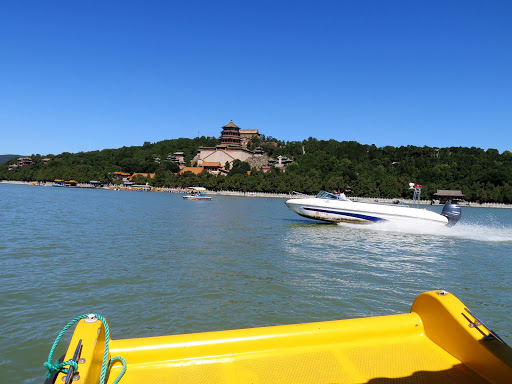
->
<box><xmin>65</xmin><ymin>180</ymin><xmax>78</xmax><ymax>187</ymax></box>
<box><xmin>52</xmin><ymin>179</ymin><xmax>66</xmax><ymax>187</ymax></box>
<box><xmin>44</xmin><ymin>290</ymin><xmax>511</xmax><ymax>383</ymax></box>
<box><xmin>286</xmin><ymin>185</ymin><xmax>461</xmax><ymax>226</ymax></box>
<box><xmin>52</xmin><ymin>180</ymin><xmax>79</xmax><ymax>188</ymax></box>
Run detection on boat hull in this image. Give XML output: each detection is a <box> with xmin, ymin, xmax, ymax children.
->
<box><xmin>285</xmin><ymin>198</ymin><xmax>449</xmax><ymax>225</ymax></box>
<box><xmin>183</xmin><ymin>195</ymin><xmax>212</xmax><ymax>200</ymax></box>
<box><xmin>50</xmin><ymin>291</ymin><xmax>512</xmax><ymax>384</ymax></box>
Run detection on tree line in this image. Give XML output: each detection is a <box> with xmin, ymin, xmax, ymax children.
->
<box><xmin>2</xmin><ymin>137</ymin><xmax>512</xmax><ymax>203</ymax></box>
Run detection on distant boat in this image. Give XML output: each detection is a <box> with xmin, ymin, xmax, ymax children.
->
<box><xmin>286</xmin><ymin>185</ymin><xmax>461</xmax><ymax>226</ymax></box>
<box><xmin>52</xmin><ymin>179</ymin><xmax>65</xmax><ymax>187</ymax></box>
<box><xmin>183</xmin><ymin>187</ymin><xmax>212</xmax><ymax>200</ymax></box>
<box><xmin>52</xmin><ymin>179</ymin><xmax>78</xmax><ymax>188</ymax></box>
<box><xmin>65</xmin><ymin>180</ymin><xmax>78</xmax><ymax>187</ymax></box>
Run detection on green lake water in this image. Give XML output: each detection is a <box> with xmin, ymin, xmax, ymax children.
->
<box><xmin>0</xmin><ymin>183</ymin><xmax>511</xmax><ymax>383</ymax></box>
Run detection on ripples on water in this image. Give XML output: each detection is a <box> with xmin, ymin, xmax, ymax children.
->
<box><xmin>349</xmin><ymin>218</ymin><xmax>512</xmax><ymax>243</ymax></box>
<box><xmin>0</xmin><ymin>184</ymin><xmax>511</xmax><ymax>383</ymax></box>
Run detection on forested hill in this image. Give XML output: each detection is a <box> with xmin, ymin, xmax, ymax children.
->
<box><xmin>1</xmin><ymin>137</ymin><xmax>218</xmax><ymax>181</ymax></box>
<box><xmin>2</xmin><ymin>137</ymin><xmax>512</xmax><ymax>203</ymax></box>
<box><xmin>0</xmin><ymin>154</ymin><xmax>22</xmax><ymax>164</ymax></box>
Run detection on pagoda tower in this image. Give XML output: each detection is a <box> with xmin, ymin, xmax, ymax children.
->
<box><xmin>219</xmin><ymin>120</ymin><xmax>242</xmax><ymax>146</ymax></box>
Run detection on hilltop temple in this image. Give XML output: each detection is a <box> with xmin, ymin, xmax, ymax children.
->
<box><xmin>191</xmin><ymin>120</ymin><xmax>264</xmax><ymax>173</ymax></box>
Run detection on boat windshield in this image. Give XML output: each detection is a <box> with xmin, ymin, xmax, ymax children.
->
<box><xmin>316</xmin><ymin>190</ymin><xmax>347</xmax><ymax>200</ymax></box>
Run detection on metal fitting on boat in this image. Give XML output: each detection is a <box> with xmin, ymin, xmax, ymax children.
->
<box><xmin>437</xmin><ymin>290</ymin><xmax>449</xmax><ymax>296</ymax></box>
<box><xmin>85</xmin><ymin>314</ymin><xmax>98</xmax><ymax>323</ymax></box>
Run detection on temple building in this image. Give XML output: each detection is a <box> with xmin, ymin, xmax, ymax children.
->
<box><xmin>190</xmin><ymin>119</ymin><xmax>288</xmax><ymax>174</ymax></box>
<box><xmin>168</xmin><ymin>152</ymin><xmax>186</xmax><ymax>170</ymax></box>
<box><xmin>240</xmin><ymin>129</ymin><xmax>260</xmax><ymax>146</ymax></box>
<box><xmin>219</xmin><ymin>120</ymin><xmax>242</xmax><ymax>147</ymax></box>
<box><xmin>193</xmin><ymin>120</ymin><xmax>258</xmax><ymax>170</ymax></box>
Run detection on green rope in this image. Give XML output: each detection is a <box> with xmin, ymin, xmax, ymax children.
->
<box><xmin>44</xmin><ymin>313</ymin><xmax>126</xmax><ymax>384</ymax></box>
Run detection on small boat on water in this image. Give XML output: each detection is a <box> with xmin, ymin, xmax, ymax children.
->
<box><xmin>44</xmin><ymin>290</ymin><xmax>511</xmax><ymax>384</ymax></box>
<box><xmin>183</xmin><ymin>187</ymin><xmax>212</xmax><ymax>200</ymax></box>
<box><xmin>52</xmin><ymin>179</ymin><xmax>66</xmax><ymax>187</ymax></box>
<box><xmin>52</xmin><ymin>180</ymin><xmax>78</xmax><ymax>188</ymax></box>
<box><xmin>286</xmin><ymin>184</ymin><xmax>462</xmax><ymax>226</ymax></box>
<box><xmin>65</xmin><ymin>180</ymin><xmax>78</xmax><ymax>187</ymax></box>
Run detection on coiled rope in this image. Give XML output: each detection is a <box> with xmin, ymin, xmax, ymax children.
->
<box><xmin>44</xmin><ymin>313</ymin><xmax>126</xmax><ymax>384</ymax></box>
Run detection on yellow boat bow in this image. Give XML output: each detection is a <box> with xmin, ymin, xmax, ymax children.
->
<box><xmin>46</xmin><ymin>290</ymin><xmax>511</xmax><ymax>383</ymax></box>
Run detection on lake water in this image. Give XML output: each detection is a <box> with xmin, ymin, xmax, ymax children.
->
<box><xmin>1</xmin><ymin>183</ymin><xmax>511</xmax><ymax>383</ymax></box>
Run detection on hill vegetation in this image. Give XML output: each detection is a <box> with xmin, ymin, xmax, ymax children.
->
<box><xmin>0</xmin><ymin>154</ymin><xmax>22</xmax><ymax>164</ymax></box>
<box><xmin>2</xmin><ymin>137</ymin><xmax>512</xmax><ymax>203</ymax></box>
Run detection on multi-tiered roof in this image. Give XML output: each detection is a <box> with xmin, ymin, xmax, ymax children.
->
<box><xmin>219</xmin><ymin>120</ymin><xmax>242</xmax><ymax>147</ymax></box>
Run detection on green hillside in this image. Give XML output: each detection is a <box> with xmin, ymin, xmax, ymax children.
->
<box><xmin>1</xmin><ymin>137</ymin><xmax>512</xmax><ymax>203</ymax></box>
<box><xmin>0</xmin><ymin>154</ymin><xmax>22</xmax><ymax>164</ymax></box>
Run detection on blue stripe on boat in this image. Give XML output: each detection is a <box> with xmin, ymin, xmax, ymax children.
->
<box><xmin>303</xmin><ymin>207</ymin><xmax>386</xmax><ymax>223</ymax></box>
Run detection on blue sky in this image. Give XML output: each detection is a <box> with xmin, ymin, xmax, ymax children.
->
<box><xmin>1</xmin><ymin>1</ymin><xmax>511</xmax><ymax>155</ymax></box>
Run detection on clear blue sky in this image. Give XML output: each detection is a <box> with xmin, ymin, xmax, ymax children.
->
<box><xmin>1</xmin><ymin>1</ymin><xmax>511</xmax><ymax>155</ymax></box>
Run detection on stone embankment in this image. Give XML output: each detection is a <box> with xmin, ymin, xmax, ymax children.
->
<box><xmin>2</xmin><ymin>180</ymin><xmax>511</xmax><ymax>208</ymax></box>
<box><xmin>207</xmin><ymin>191</ymin><xmax>512</xmax><ymax>208</ymax></box>
<box><xmin>346</xmin><ymin>196</ymin><xmax>512</xmax><ymax>209</ymax></box>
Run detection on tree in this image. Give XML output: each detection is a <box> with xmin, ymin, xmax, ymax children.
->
<box><xmin>2</xmin><ymin>135</ymin><xmax>512</xmax><ymax>202</ymax></box>
<box><xmin>131</xmin><ymin>175</ymin><xmax>148</xmax><ymax>185</ymax></box>
<box><xmin>228</xmin><ymin>160</ymin><xmax>251</xmax><ymax>176</ymax></box>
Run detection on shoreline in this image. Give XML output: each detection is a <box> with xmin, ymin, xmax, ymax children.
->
<box><xmin>2</xmin><ymin>179</ymin><xmax>511</xmax><ymax>209</ymax></box>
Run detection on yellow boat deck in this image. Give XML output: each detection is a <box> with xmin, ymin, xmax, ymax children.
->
<box><xmin>53</xmin><ymin>291</ymin><xmax>512</xmax><ymax>384</ymax></box>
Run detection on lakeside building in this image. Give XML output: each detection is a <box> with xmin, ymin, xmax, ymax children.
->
<box><xmin>434</xmin><ymin>190</ymin><xmax>465</xmax><ymax>203</ymax></box>
<box><xmin>90</xmin><ymin>180</ymin><xmax>105</xmax><ymax>188</ymax></box>
<box><xmin>110</xmin><ymin>171</ymin><xmax>132</xmax><ymax>184</ymax></box>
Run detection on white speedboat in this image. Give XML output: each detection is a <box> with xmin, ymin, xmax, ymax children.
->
<box><xmin>285</xmin><ymin>190</ymin><xmax>461</xmax><ymax>226</ymax></box>
<box><xmin>183</xmin><ymin>187</ymin><xmax>212</xmax><ymax>201</ymax></box>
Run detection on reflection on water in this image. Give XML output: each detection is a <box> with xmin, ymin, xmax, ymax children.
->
<box><xmin>0</xmin><ymin>184</ymin><xmax>511</xmax><ymax>383</ymax></box>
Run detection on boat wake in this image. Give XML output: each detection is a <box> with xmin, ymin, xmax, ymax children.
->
<box><xmin>337</xmin><ymin>220</ymin><xmax>512</xmax><ymax>243</ymax></box>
